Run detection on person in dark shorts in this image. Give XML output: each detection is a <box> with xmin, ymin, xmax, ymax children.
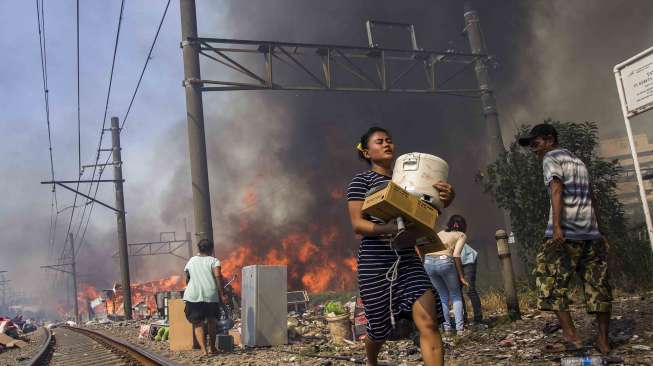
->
<box><xmin>519</xmin><ymin>123</ymin><xmax>612</xmax><ymax>354</ymax></box>
<box><xmin>346</xmin><ymin>126</ymin><xmax>455</xmax><ymax>366</ymax></box>
<box><xmin>183</xmin><ymin>239</ymin><xmax>227</xmax><ymax>355</ymax></box>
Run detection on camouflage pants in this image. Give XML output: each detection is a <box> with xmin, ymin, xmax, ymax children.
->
<box><xmin>534</xmin><ymin>238</ymin><xmax>612</xmax><ymax>313</ymax></box>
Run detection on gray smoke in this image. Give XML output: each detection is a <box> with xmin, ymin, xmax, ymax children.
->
<box><xmin>7</xmin><ymin>0</ymin><xmax>653</xmax><ymax>317</ymax></box>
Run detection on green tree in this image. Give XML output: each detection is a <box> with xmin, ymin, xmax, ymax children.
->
<box><xmin>478</xmin><ymin>119</ymin><xmax>652</xmax><ymax>288</ymax></box>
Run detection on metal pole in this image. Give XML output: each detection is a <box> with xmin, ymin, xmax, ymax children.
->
<box><xmin>464</xmin><ymin>3</ymin><xmax>519</xmax><ymax>273</ymax></box>
<box><xmin>184</xmin><ymin>218</ymin><xmax>192</xmax><ymax>259</ymax></box>
<box><xmin>111</xmin><ymin>116</ymin><xmax>132</xmax><ymax>319</ymax></box>
<box><xmin>464</xmin><ymin>3</ymin><xmax>504</xmax><ymax>161</ymax></box>
<box><xmin>495</xmin><ymin>230</ymin><xmax>521</xmax><ymax>320</ymax></box>
<box><xmin>614</xmin><ymin>71</ymin><xmax>653</xmax><ymax>249</ymax></box>
<box><xmin>0</xmin><ymin>271</ymin><xmax>7</xmax><ymax>313</ymax></box>
<box><xmin>187</xmin><ymin>231</ymin><xmax>193</xmax><ymax>259</ymax></box>
<box><xmin>180</xmin><ymin>0</ymin><xmax>214</xmax><ymax>252</ymax></box>
<box><xmin>69</xmin><ymin>233</ymin><xmax>80</xmax><ymax>323</ymax></box>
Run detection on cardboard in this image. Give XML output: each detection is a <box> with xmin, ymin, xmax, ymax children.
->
<box><xmin>228</xmin><ymin>328</ymin><xmax>242</xmax><ymax>347</ymax></box>
<box><xmin>0</xmin><ymin>333</ymin><xmax>27</xmax><ymax>348</ymax></box>
<box><xmin>362</xmin><ymin>182</ymin><xmax>445</xmax><ymax>252</ymax></box>
<box><xmin>168</xmin><ymin>299</ymin><xmax>194</xmax><ymax>351</ymax></box>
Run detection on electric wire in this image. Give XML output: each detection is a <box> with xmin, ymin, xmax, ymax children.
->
<box><xmin>64</xmin><ymin>0</ymin><xmax>125</xmax><ymax>261</ymax></box>
<box><xmin>36</xmin><ymin>0</ymin><xmax>59</xmax><ymax>254</ymax></box>
<box><xmin>76</xmin><ymin>0</ymin><xmax>81</xmax><ymax>194</ymax></box>
<box><xmin>122</xmin><ymin>0</ymin><xmax>171</xmax><ymax>128</ymax></box>
<box><xmin>75</xmin><ymin>0</ymin><xmax>171</xmax><ymax>258</ymax></box>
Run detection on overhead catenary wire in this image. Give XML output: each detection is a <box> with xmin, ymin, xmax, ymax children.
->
<box><xmin>122</xmin><ymin>0</ymin><xmax>171</xmax><ymax>128</ymax></box>
<box><xmin>76</xmin><ymin>0</ymin><xmax>81</xmax><ymax>189</ymax></box>
<box><xmin>65</xmin><ymin>0</ymin><xmax>125</xmax><ymax>262</ymax></box>
<box><xmin>36</xmin><ymin>0</ymin><xmax>59</xmax><ymax>253</ymax></box>
<box><xmin>75</xmin><ymin>0</ymin><xmax>171</xmax><ymax>258</ymax></box>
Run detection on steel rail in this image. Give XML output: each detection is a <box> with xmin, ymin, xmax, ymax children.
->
<box><xmin>26</xmin><ymin>326</ymin><xmax>52</xmax><ymax>366</ymax></box>
<box><xmin>27</xmin><ymin>325</ymin><xmax>178</xmax><ymax>366</ymax></box>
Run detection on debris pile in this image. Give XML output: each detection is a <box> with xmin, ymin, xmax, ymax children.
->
<box><xmin>0</xmin><ymin>315</ymin><xmax>46</xmax><ymax>366</ymax></box>
<box><xmin>83</xmin><ymin>292</ymin><xmax>653</xmax><ymax>365</ymax></box>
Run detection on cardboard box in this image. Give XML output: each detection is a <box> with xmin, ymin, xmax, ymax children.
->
<box><xmin>168</xmin><ymin>299</ymin><xmax>194</xmax><ymax>351</ymax></box>
<box><xmin>362</xmin><ymin>182</ymin><xmax>445</xmax><ymax>252</ymax></box>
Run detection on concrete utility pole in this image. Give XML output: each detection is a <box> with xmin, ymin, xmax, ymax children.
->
<box><xmin>464</xmin><ymin>3</ymin><xmax>524</xmax><ymax>274</ymax></box>
<box><xmin>68</xmin><ymin>233</ymin><xmax>80</xmax><ymax>323</ymax></box>
<box><xmin>180</xmin><ymin>0</ymin><xmax>214</xmax><ymax>252</ymax></box>
<box><xmin>495</xmin><ymin>230</ymin><xmax>521</xmax><ymax>320</ymax></box>
<box><xmin>0</xmin><ymin>271</ymin><xmax>8</xmax><ymax>314</ymax></box>
<box><xmin>111</xmin><ymin>116</ymin><xmax>132</xmax><ymax>319</ymax></box>
<box><xmin>464</xmin><ymin>2</ymin><xmax>505</xmax><ymax>163</ymax></box>
<box><xmin>186</xmin><ymin>231</ymin><xmax>193</xmax><ymax>259</ymax></box>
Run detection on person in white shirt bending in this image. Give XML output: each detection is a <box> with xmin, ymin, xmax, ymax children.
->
<box><xmin>183</xmin><ymin>239</ymin><xmax>227</xmax><ymax>356</ymax></box>
<box><xmin>424</xmin><ymin>215</ymin><xmax>469</xmax><ymax>336</ymax></box>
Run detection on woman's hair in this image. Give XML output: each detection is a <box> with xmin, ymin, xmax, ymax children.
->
<box><xmin>197</xmin><ymin>239</ymin><xmax>214</xmax><ymax>255</ymax></box>
<box><xmin>357</xmin><ymin>126</ymin><xmax>391</xmax><ymax>165</ymax></box>
<box><xmin>446</xmin><ymin>214</ymin><xmax>467</xmax><ymax>233</ymax></box>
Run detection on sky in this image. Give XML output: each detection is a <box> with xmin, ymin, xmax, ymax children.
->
<box><xmin>1</xmin><ymin>0</ymin><xmax>652</xmax><ymax>313</ymax></box>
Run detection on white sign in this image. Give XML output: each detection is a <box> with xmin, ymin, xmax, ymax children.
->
<box><xmin>617</xmin><ymin>47</ymin><xmax>653</xmax><ymax>116</ymax></box>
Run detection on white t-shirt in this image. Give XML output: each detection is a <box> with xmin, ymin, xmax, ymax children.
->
<box><xmin>183</xmin><ymin>255</ymin><xmax>221</xmax><ymax>303</ymax></box>
<box><xmin>428</xmin><ymin>231</ymin><xmax>467</xmax><ymax>257</ymax></box>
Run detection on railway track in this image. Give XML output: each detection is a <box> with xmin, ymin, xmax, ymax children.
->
<box><xmin>27</xmin><ymin>325</ymin><xmax>178</xmax><ymax>366</ymax></box>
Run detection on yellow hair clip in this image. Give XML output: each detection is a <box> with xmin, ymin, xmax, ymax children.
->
<box><xmin>356</xmin><ymin>142</ymin><xmax>364</xmax><ymax>152</ymax></box>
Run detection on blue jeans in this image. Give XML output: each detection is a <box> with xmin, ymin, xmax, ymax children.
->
<box><xmin>424</xmin><ymin>255</ymin><xmax>464</xmax><ymax>331</ymax></box>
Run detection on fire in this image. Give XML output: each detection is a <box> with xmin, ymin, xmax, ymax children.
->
<box><xmin>62</xmin><ymin>276</ymin><xmax>186</xmax><ymax>320</ymax></box>
<box><xmin>241</xmin><ymin>188</ymin><xmax>257</xmax><ymax>207</ymax></box>
<box><xmin>218</xmin><ymin>223</ymin><xmax>357</xmax><ymax>294</ymax></box>
<box><xmin>301</xmin><ymin>261</ymin><xmax>335</xmax><ymax>293</ymax></box>
<box><xmin>343</xmin><ymin>257</ymin><xmax>357</xmax><ymax>273</ymax></box>
<box><xmin>55</xmin><ymin>187</ymin><xmax>362</xmax><ymax>319</ymax></box>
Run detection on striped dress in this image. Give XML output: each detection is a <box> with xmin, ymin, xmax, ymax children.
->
<box><xmin>347</xmin><ymin>170</ymin><xmax>444</xmax><ymax>341</ymax></box>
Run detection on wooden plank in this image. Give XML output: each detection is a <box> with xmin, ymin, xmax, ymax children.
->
<box><xmin>0</xmin><ymin>333</ymin><xmax>27</xmax><ymax>348</ymax></box>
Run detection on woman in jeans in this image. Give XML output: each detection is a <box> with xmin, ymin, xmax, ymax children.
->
<box><xmin>425</xmin><ymin>215</ymin><xmax>469</xmax><ymax>335</ymax></box>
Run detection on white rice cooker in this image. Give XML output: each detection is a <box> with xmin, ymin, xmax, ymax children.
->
<box><xmin>392</xmin><ymin>153</ymin><xmax>449</xmax><ymax>211</ymax></box>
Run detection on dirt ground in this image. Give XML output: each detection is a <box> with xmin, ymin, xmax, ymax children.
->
<box><xmin>85</xmin><ymin>292</ymin><xmax>653</xmax><ymax>366</ymax></box>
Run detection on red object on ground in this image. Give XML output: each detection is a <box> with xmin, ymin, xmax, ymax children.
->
<box><xmin>353</xmin><ymin>296</ymin><xmax>368</xmax><ymax>341</ymax></box>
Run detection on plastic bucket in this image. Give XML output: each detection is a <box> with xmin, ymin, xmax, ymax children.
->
<box><xmin>392</xmin><ymin>153</ymin><xmax>449</xmax><ymax>210</ymax></box>
<box><xmin>325</xmin><ymin>313</ymin><xmax>352</xmax><ymax>345</ymax></box>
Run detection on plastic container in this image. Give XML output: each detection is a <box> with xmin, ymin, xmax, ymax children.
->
<box><xmin>560</xmin><ymin>356</ymin><xmax>605</xmax><ymax>366</ymax></box>
<box><xmin>392</xmin><ymin>153</ymin><xmax>449</xmax><ymax>210</ymax></box>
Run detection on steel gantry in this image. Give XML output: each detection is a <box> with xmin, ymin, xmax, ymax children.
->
<box><xmin>188</xmin><ymin>35</ymin><xmax>485</xmax><ymax>96</ymax></box>
<box><xmin>179</xmin><ymin>0</ymin><xmax>506</xmax><ymax>252</ymax></box>
<box><xmin>114</xmin><ymin>230</ymin><xmax>193</xmax><ymax>261</ymax></box>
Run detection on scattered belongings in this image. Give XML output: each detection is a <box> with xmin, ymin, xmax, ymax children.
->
<box><xmin>0</xmin><ymin>333</ymin><xmax>27</xmax><ymax>349</ymax></box>
<box><xmin>287</xmin><ymin>290</ymin><xmax>310</xmax><ymax>314</ymax></box>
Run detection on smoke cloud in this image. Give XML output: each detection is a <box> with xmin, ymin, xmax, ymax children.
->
<box><xmin>5</xmin><ymin>0</ymin><xmax>653</xmax><ymax>317</ymax></box>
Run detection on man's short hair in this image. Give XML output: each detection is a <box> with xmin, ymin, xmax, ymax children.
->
<box><xmin>518</xmin><ymin>123</ymin><xmax>558</xmax><ymax>146</ymax></box>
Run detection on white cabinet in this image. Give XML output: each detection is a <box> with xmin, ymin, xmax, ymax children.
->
<box><xmin>241</xmin><ymin>265</ymin><xmax>288</xmax><ymax>346</ymax></box>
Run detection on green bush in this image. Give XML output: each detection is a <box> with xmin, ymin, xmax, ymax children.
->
<box><xmin>478</xmin><ymin>119</ymin><xmax>653</xmax><ymax>289</ymax></box>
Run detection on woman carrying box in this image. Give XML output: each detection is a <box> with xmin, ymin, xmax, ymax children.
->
<box><xmin>346</xmin><ymin>126</ymin><xmax>455</xmax><ymax>366</ymax></box>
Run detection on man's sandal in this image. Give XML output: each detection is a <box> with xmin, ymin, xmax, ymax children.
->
<box><xmin>543</xmin><ymin>340</ymin><xmax>584</xmax><ymax>353</ymax></box>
